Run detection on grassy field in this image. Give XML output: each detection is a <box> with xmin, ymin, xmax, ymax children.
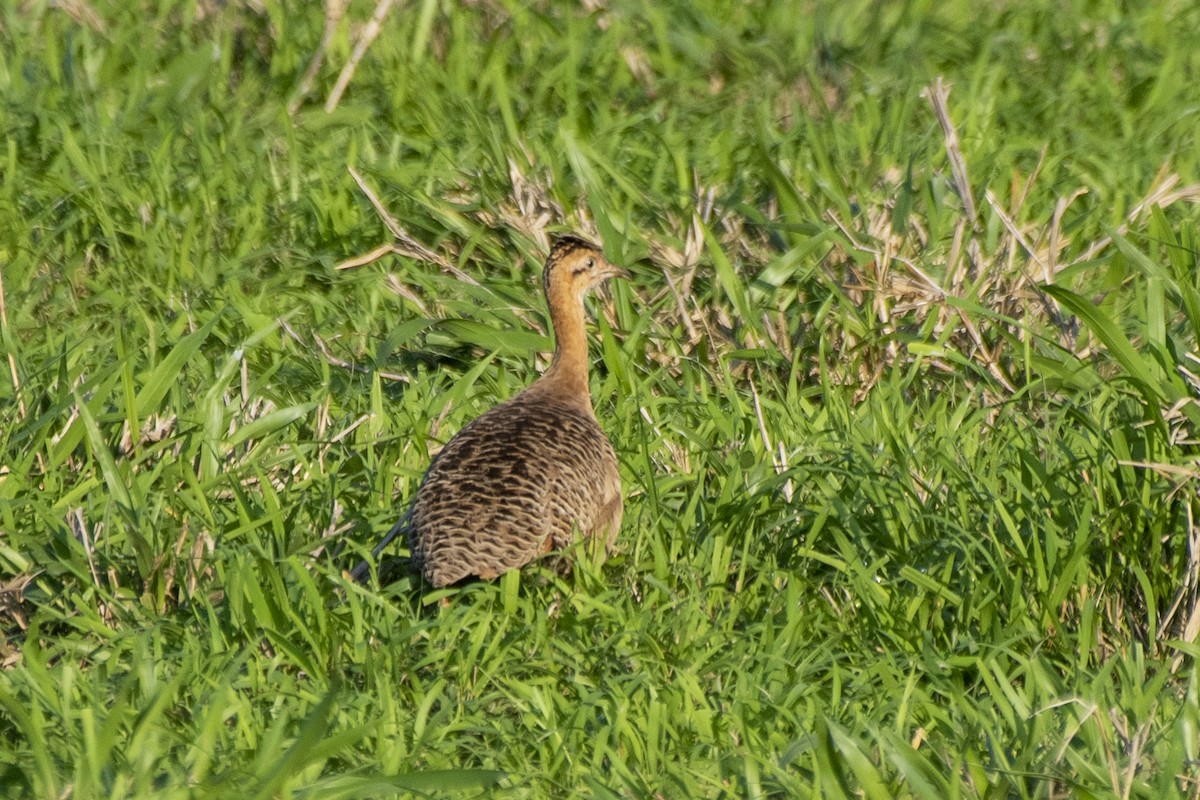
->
<box><xmin>3</xmin><ymin>0</ymin><xmax>1200</xmax><ymax>796</ymax></box>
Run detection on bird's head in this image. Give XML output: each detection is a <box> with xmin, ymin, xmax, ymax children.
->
<box><xmin>543</xmin><ymin>234</ymin><xmax>630</xmax><ymax>301</ymax></box>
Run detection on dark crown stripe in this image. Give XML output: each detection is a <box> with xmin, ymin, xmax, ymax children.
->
<box><xmin>549</xmin><ymin>234</ymin><xmax>600</xmax><ymax>263</ymax></box>
<box><xmin>545</xmin><ymin>234</ymin><xmax>601</xmax><ymax>297</ymax></box>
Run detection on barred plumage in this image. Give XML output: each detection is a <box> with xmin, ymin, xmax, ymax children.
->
<box><xmin>352</xmin><ymin>234</ymin><xmax>626</xmax><ymax>587</ymax></box>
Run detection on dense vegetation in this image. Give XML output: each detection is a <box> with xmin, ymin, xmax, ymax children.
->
<box><xmin>2</xmin><ymin>1</ymin><xmax>1200</xmax><ymax>796</ymax></box>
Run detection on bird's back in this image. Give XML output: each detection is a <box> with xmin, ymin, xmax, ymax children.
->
<box><xmin>409</xmin><ymin>392</ymin><xmax>622</xmax><ymax>587</ymax></box>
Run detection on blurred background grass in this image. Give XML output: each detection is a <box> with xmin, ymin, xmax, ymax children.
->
<box><xmin>2</xmin><ymin>0</ymin><xmax>1200</xmax><ymax>796</ymax></box>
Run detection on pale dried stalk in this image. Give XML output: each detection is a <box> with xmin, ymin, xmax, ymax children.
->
<box><xmin>750</xmin><ymin>379</ymin><xmax>793</xmax><ymax>502</ymax></box>
<box><xmin>924</xmin><ymin>78</ymin><xmax>979</xmax><ymax>230</ymax></box>
<box><xmin>53</xmin><ymin>0</ymin><xmax>107</xmax><ymax>32</ymax></box>
<box><xmin>984</xmin><ymin>188</ymin><xmax>1049</xmax><ymax>276</ymax></box>
<box><xmin>279</xmin><ymin>316</ymin><xmax>411</xmax><ymax>383</ymax></box>
<box><xmin>69</xmin><ymin>508</ymin><xmax>98</xmax><ymax>584</ymax></box>
<box><xmin>660</xmin><ymin>267</ymin><xmax>698</xmax><ymax>341</ymax></box>
<box><xmin>1072</xmin><ymin>169</ymin><xmax>1200</xmax><ymax>267</ymax></box>
<box><xmin>824</xmin><ymin>208</ymin><xmax>947</xmax><ymax>298</ymax></box>
<box><xmin>1048</xmin><ymin>188</ymin><xmax>1089</xmax><ymax>276</ymax></box>
<box><xmin>498</xmin><ymin>158</ymin><xmax>561</xmax><ymax>246</ymax></box>
<box><xmin>983</xmin><ymin>188</ymin><xmax>1069</xmax><ymax>337</ymax></box>
<box><xmin>335</xmin><ymin>242</ymin><xmax>399</xmax><ymax>271</ymax></box>
<box><xmin>0</xmin><ymin>257</ymin><xmax>28</xmax><ymax>428</ymax></box>
<box><xmin>1163</xmin><ymin>499</ymin><xmax>1200</xmax><ymax>675</ymax></box>
<box><xmin>289</xmin><ymin>0</ymin><xmax>351</xmax><ymax>114</ymax></box>
<box><xmin>385</xmin><ymin>274</ymin><xmax>431</xmax><ymax>316</ymax></box>
<box><xmin>343</xmin><ymin>165</ymin><xmax>478</xmax><ymax>284</ymax></box>
<box><xmin>325</xmin><ymin>0</ymin><xmax>397</xmax><ymax>113</ymax></box>
<box><xmin>340</xmin><ymin>168</ymin><xmax>543</xmax><ymax>331</ymax></box>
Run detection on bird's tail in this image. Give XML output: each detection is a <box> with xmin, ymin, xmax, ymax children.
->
<box><xmin>348</xmin><ymin>507</ymin><xmax>414</xmax><ymax>583</ymax></box>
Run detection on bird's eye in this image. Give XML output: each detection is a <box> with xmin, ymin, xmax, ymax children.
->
<box><xmin>586</xmin><ymin>257</ymin><xmax>595</xmax><ymax>268</ymax></box>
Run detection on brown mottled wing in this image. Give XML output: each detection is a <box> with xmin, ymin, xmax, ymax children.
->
<box><xmin>546</xmin><ymin>428</ymin><xmax>622</xmax><ymax>553</ymax></box>
<box><xmin>592</xmin><ymin>481</ymin><xmax>623</xmax><ymax>550</ymax></box>
<box><xmin>409</xmin><ymin>396</ymin><xmax>621</xmax><ymax>587</ymax></box>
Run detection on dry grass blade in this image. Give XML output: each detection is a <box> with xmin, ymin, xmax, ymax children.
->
<box><xmin>0</xmin><ymin>254</ymin><xmax>30</xmax><ymax>427</ymax></box>
<box><xmin>0</xmin><ymin>573</ymin><xmax>33</xmax><ymax>632</ymax></box>
<box><xmin>1072</xmin><ymin>169</ymin><xmax>1200</xmax><ymax>267</ymax></box>
<box><xmin>279</xmin><ymin>316</ymin><xmax>410</xmax><ymax>383</ymax></box>
<box><xmin>342</xmin><ymin>165</ymin><xmax>477</xmax><ymax>285</ymax></box>
<box><xmin>335</xmin><ymin>242</ymin><xmax>399</xmax><ymax>271</ymax></box>
<box><xmin>494</xmin><ymin>158</ymin><xmax>563</xmax><ymax>248</ymax></box>
<box><xmin>750</xmin><ymin>378</ymin><xmax>793</xmax><ymax>502</ymax></box>
<box><xmin>384</xmin><ymin>274</ymin><xmax>431</xmax><ymax>316</ymax></box>
<box><xmin>325</xmin><ymin>0</ymin><xmax>397</xmax><ymax>113</ymax></box>
<box><xmin>0</xmin><ymin>255</ymin><xmax>44</xmax><ymax>479</ymax></box>
<box><xmin>982</xmin><ymin>188</ymin><xmax>1071</xmax><ymax>339</ymax></box>
<box><xmin>1048</xmin><ymin>188</ymin><xmax>1089</xmax><ymax>275</ymax></box>
<box><xmin>924</xmin><ymin>78</ymin><xmax>978</xmax><ymax>230</ymax></box>
<box><xmin>1159</xmin><ymin>499</ymin><xmax>1200</xmax><ymax>674</ymax></box>
<box><xmin>646</xmin><ymin>184</ymin><xmax>713</xmax><ymax>346</ymax></box>
<box><xmin>289</xmin><ymin>0</ymin><xmax>351</xmax><ymax>114</ymax></box>
<box><xmin>51</xmin><ymin>0</ymin><xmax>107</xmax><ymax>32</ymax></box>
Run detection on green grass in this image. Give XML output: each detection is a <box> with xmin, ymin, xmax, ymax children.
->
<box><xmin>3</xmin><ymin>0</ymin><xmax>1200</xmax><ymax>796</ymax></box>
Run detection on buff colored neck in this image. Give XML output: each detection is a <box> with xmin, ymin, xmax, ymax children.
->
<box><xmin>533</xmin><ymin>280</ymin><xmax>593</xmax><ymax>410</ymax></box>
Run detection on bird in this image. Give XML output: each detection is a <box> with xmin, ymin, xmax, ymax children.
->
<box><xmin>351</xmin><ymin>234</ymin><xmax>628</xmax><ymax>587</ymax></box>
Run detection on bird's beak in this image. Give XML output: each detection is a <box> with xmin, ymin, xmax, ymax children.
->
<box><xmin>604</xmin><ymin>264</ymin><xmax>632</xmax><ymax>281</ymax></box>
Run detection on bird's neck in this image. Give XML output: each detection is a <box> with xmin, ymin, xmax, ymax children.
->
<box><xmin>537</xmin><ymin>285</ymin><xmax>593</xmax><ymax>409</ymax></box>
